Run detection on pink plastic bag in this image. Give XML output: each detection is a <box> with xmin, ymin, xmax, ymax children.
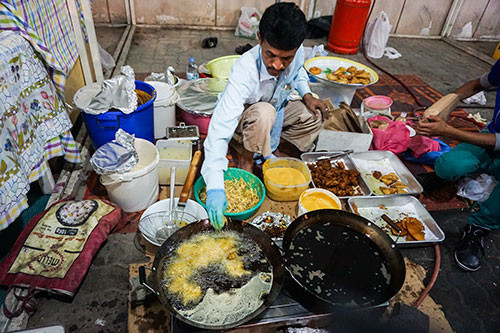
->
<box><xmin>368</xmin><ymin>116</ymin><xmax>410</xmax><ymax>154</ymax></box>
<box><xmin>408</xmin><ymin>135</ymin><xmax>441</xmax><ymax>158</ymax></box>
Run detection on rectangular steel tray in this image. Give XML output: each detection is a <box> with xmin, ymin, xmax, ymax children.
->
<box><xmin>348</xmin><ymin>196</ymin><xmax>445</xmax><ymax>247</ymax></box>
<box><xmin>301</xmin><ymin>152</ymin><xmax>372</xmax><ymax>199</ymax></box>
<box><xmin>350</xmin><ymin>151</ymin><xmax>423</xmax><ymax>196</ymax></box>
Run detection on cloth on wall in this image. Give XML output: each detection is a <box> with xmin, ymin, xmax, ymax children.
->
<box><xmin>0</xmin><ymin>31</ymin><xmax>81</xmax><ymax>231</ymax></box>
<box><xmin>0</xmin><ymin>1</ymin><xmax>79</xmax><ymax>99</ymax></box>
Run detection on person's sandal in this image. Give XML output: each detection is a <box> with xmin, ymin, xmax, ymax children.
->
<box><xmin>235</xmin><ymin>43</ymin><xmax>253</xmax><ymax>55</ymax></box>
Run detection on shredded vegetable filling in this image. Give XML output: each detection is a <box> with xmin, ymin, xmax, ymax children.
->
<box><xmin>200</xmin><ymin>178</ymin><xmax>260</xmax><ymax>213</ymax></box>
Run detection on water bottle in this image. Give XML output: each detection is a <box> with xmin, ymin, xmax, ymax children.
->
<box><xmin>186</xmin><ymin>57</ymin><xmax>199</xmax><ymax>81</ymax></box>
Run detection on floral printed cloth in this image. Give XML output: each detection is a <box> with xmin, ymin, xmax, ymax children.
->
<box><xmin>0</xmin><ymin>31</ymin><xmax>81</xmax><ymax>231</ymax></box>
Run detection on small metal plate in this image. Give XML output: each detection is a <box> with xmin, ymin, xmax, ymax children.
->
<box><xmin>348</xmin><ymin>196</ymin><xmax>445</xmax><ymax>247</ymax></box>
<box><xmin>301</xmin><ymin>152</ymin><xmax>372</xmax><ymax>199</ymax></box>
<box><xmin>350</xmin><ymin>151</ymin><xmax>423</xmax><ymax>196</ymax></box>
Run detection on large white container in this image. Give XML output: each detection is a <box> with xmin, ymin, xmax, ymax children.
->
<box><xmin>156</xmin><ymin>139</ymin><xmax>192</xmax><ymax>185</ymax></box>
<box><xmin>100</xmin><ymin>138</ymin><xmax>159</xmax><ymax>212</ymax></box>
<box><xmin>146</xmin><ymin>81</ymin><xmax>179</xmax><ymax>139</ymax></box>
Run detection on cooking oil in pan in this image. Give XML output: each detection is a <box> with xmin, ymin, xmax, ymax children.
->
<box><xmin>162</xmin><ymin>231</ymin><xmax>273</xmax><ymax>326</ymax></box>
<box><xmin>287</xmin><ymin>224</ymin><xmax>392</xmax><ymax>307</ymax></box>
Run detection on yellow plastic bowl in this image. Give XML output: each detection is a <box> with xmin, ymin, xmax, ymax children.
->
<box><xmin>263</xmin><ymin>158</ymin><xmax>311</xmax><ymax>202</ymax></box>
<box><xmin>206</xmin><ymin>55</ymin><xmax>240</xmax><ymax>79</ymax></box>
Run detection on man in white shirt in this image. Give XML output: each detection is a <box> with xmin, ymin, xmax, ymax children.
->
<box><xmin>201</xmin><ymin>2</ymin><xmax>327</xmax><ymax>229</ymax></box>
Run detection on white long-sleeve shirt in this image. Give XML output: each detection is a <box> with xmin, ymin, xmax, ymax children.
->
<box><xmin>201</xmin><ymin>44</ymin><xmax>312</xmax><ymax>190</ymax></box>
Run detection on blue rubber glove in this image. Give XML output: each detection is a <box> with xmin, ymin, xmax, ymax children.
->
<box><xmin>206</xmin><ymin>189</ymin><xmax>228</xmax><ymax>230</ymax></box>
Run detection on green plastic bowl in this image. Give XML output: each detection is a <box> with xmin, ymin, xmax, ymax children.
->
<box><xmin>193</xmin><ymin>167</ymin><xmax>265</xmax><ymax>221</ymax></box>
<box><xmin>206</xmin><ymin>55</ymin><xmax>240</xmax><ymax>79</ymax></box>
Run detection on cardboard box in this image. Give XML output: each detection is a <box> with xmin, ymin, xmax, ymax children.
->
<box><xmin>315</xmin><ymin>115</ymin><xmax>373</xmax><ymax>152</ymax></box>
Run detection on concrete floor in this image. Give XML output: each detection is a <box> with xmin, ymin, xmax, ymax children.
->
<box><xmin>24</xmin><ymin>28</ymin><xmax>500</xmax><ymax>332</ymax></box>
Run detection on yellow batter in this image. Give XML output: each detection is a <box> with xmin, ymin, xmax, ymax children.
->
<box><xmin>164</xmin><ymin>233</ymin><xmax>249</xmax><ymax>306</ymax></box>
<box><xmin>264</xmin><ymin>167</ymin><xmax>307</xmax><ymax>186</ymax></box>
<box><xmin>301</xmin><ymin>191</ymin><xmax>340</xmax><ymax>211</ymax></box>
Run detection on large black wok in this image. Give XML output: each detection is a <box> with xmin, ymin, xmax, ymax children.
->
<box><xmin>282</xmin><ymin>209</ymin><xmax>405</xmax><ymax>311</ymax></box>
<box><xmin>139</xmin><ymin>218</ymin><xmax>285</xmax><ymax>330</ymax></box>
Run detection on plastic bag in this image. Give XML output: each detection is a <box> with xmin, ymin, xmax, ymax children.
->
<box><xmin>457</xmin><ymin>173</ymin><xmax>497</xmax><ymax>203</ymax></box>
<box><xmin>98</xmin><ymin>42</ymin><xmax>115</xmax><ymax>71</ymax></box>
<box><xmin>234</xmin><ymin>7</ymin><xmax>261</xmax><ymax>40</ymax></box>
<box><xmin>463</xmin><ymin>91</ymin><xmax>487</xmax><ymax>105</ymax></box>
<box><xmin>364</xmin><ymin>11</ymin><xmax>392</xmax><ymax>59</ymax></box>
<box><xmin>402</xmin><ymin>139</ymin><xmax>451</xmax><ymax>166</ymax></box>
<box><xmin>384</xmin><ymin>47</ymin><xmax>401</xmax><ymax>59</ymax></box>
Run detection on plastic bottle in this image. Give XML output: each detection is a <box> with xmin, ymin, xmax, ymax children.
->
<box><xmin>186</xmin><ymin>57</ymin><xmax>199</xmax><ymax>81</ymax></box>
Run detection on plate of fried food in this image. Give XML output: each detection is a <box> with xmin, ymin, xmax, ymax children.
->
<box><xmin>304</xmin><ymin>56</ymin><xmax>378</xmax><ymax>87</ymax></box>
<box><xmin>301</xmin><ymin>152</ymin><xmax>372</xmax><ymax>198</ymax></box>
<box><xmin>348</xmin><ymin>196</ymin><xmax>445</xmax><ymax>246</ymax></box>
<box><xmin>351</xmin><ymin>151</ymin><xmax>423</xmax><ymax>196</ymax></box>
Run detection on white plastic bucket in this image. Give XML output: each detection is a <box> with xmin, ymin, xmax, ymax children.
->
<box><xmin>146</xmin><ymin>81</ymin><xmax>179</xmax><ymax>139</ymax></box>
<box><xmin>100</xmin><ymin>138</ymin><xmax>159</xmax><ymax>212</ymax></box>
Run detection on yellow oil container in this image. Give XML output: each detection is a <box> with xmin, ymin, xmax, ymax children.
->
<box><xmin>493</xmin><ymin>41</ymin><xmax>500</xmax><ymax>60</ymax></box>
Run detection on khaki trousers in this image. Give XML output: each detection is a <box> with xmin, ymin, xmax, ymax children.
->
<box><xmin>233</xmin><ymin>101</ymin><xmax>322</xmax><ymax>157</ymax></box>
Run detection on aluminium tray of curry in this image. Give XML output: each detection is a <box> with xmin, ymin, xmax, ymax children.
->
<box><xmin>301</xmin><ymin>151</ymin><xmax>372</xmax><ymax>199</ymax></box>
<box><xmin>348</xmin><ymin>196</ymin><xmax>445</xmax><ymax>247</ymax></box>
<box><xmin>350</xmin><ymin>151</ymin><xmax>423</xmax><ymax>196</ymax></box>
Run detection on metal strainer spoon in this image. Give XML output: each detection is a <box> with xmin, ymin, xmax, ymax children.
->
<box><xmin>155</xmin><ymin>166</ymin><xmax>176</xmax><ymax>243</ymax></box>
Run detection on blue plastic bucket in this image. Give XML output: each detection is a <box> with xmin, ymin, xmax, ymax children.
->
<box><xmin>81</xmin><ymin>80</ymin><xmax>157</xmax><ymax>148</ymax></box>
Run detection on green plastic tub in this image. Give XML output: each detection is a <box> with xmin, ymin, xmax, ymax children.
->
<box><xmin>193</xmin><ymin>168</ymin><xmax>265</xmax><ymax>221</ymax></box>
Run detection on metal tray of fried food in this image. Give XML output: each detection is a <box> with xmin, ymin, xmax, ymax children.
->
<box><xmin>301</xmin><ymin>151</ymin><xmax>372</xmax><ymax>199</ymax></box>
<box><xmin>350</xmin><ymin>151</ymin><xmax>423</xmax><ymax>196</ymax></box>
<box><xmin>348</xmin><ymin>196</ymin><xmax>445</xmax><ymax>247</ymax></box>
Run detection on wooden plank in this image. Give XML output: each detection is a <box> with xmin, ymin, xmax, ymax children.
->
<box><xmin>124</xmin><ymin>0</ymin><xmax>131</xmax><ymax>25</ymax></box>
<box><xmin>81</xmin><ymin>0</ymin><xmax>104</xmax><ymax>82</ymax></box>
<box><xmin>111</xmin><ymin>24</ymin><xmax>136</xmax><ymax>78</ymax></box>
<box><xmin>129</xmin><ymin>0</ymin><xmax>136</xmax><ymax>25</ymax></box>
<box><xmin>105</xmin><ymin>25</ymin><xmax>131</xmax><ymax>79</ymax></box>
<box><xmin>440</xmin><ymin>0</ymin><xmax>464</xmax><ymax>37</ymax></box>
<box><xmin>395</xmin><ymin>0</ymin><xmax>453</xmax><ymax>36</ymax></box>
<box><xmin>442</xmin><ymin>37</ymin><xmax>495</xmax><ymax>66</ymax></box>
<box><xmin>66</xmin><ymin>0</ymin><xmax>93</xmax><ymax>84</ymax></box>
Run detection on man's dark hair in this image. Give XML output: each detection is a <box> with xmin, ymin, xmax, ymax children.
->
<box><xmin>259</xmin><ymin>2</ymin><xmax>307</xmax><ymax>51</ymax></box>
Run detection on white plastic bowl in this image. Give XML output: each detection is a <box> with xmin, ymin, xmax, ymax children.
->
<box><xmin>298</xmin><ymin>188</ymin><xmax>342</xmax><ymax>216</ymax></box>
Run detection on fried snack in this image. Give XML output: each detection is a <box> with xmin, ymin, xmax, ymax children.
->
<box><xmin>325</xmin><ymin>66</ymin><xmax>371</xmax><ymax>85</ymax></box>
<box><xmin>404</xmin><ymin>217</ymin><xmax>425</xmax><ymax>241</ymax></box>
<box><xmin>389</xmin><ymin>216</ymin><xmax>425</xmax><ymax>241</ymax></box>
<box><xmin>199</xmin><ymin>178</ymin><xmax>260</xmax><ymax>214</ymax></box>
<box><xmin>380</xmin><ymin>187</ymin><xmax>397</xmax><ymax>195</ymax></box>
<box><xmin>372</xmin><ymin>171</ymin><xmax>382</xmax><ymax>179</ymax></box>
<box><xmin>309</xmin><ymin>66</ymin><xmax>322</xmax><ymax>75</ymax></box>
<box><xmin>308</xmin><ymin>159</ymin><xmax>361</xmax><ymax>196</ymax></box>
<box><xmin>164</xmin><ymin>233</ymin><xmax>250</xmax><ymax>306</ymax></box>
<box><xmin>135</xmin><ymin>89</ymin><xmax>152</xmax><ymax>106</ymax></box>
<box><xmin>381</xmin><ymin>172</ymin><xmax>399</xmax><ymax>186</ymax></box>
<box><xmin>392</xmin><ymin>181</ymin><xmax>408</xmax><ymax>189</ymax></box>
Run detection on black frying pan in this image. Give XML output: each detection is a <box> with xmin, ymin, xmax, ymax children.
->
<box><xmin>282</xmin><ymin>209</ymin><xmax>405</xmax><ymax>310</ymax></box>
<box><xmin>139</xmin><ymin>218</ymin><xmax>285</xmax><ymax>330</ymax></box>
